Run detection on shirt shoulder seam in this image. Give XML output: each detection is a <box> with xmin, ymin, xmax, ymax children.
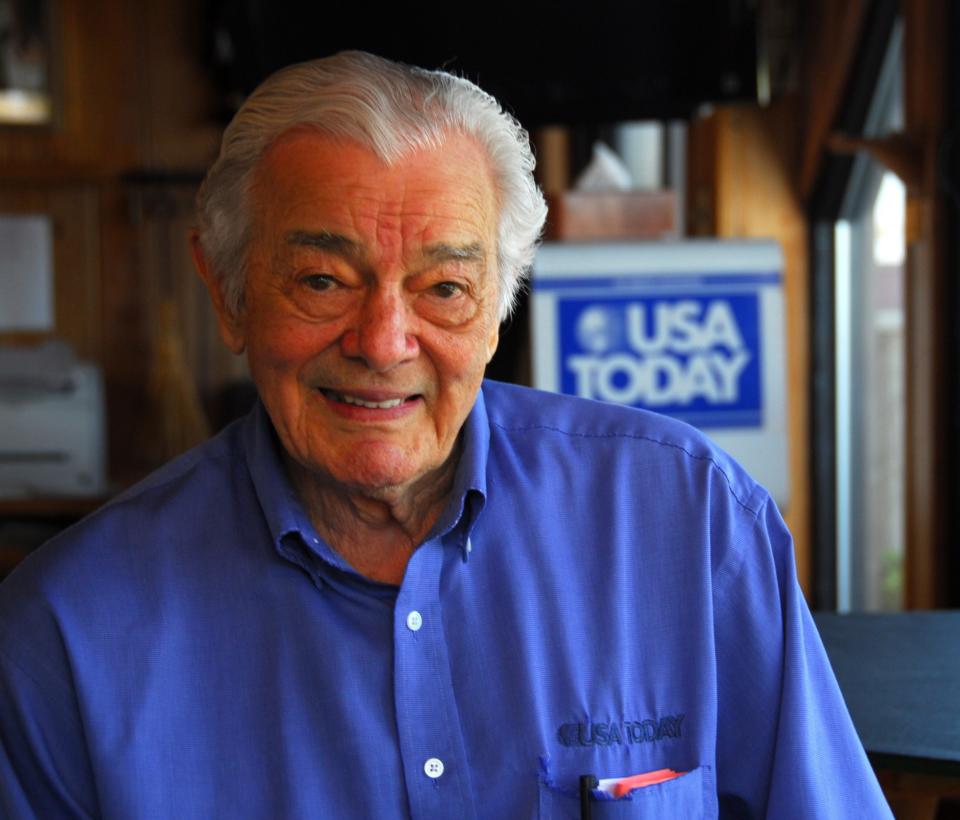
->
<box><xmin>489</xmin><ymin>420</ymin><xmax>763</xmax><ymax>520</ymax></box>
<box><xmin>712</xmin><ymin>492</ymin><xmax>783</xmax><ymax>625</ymax></box>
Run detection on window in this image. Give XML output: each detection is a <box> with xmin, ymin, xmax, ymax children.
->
<box><xmin>833</xmin><ymin>20</ymin><xmax>905</xmax><ymax>611</ymax></box>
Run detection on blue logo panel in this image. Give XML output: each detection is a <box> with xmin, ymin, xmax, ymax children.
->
<box><xmin>557</xmin><ymin>293</ymin><xmax>762</xmax><ymax>428</ymax></box>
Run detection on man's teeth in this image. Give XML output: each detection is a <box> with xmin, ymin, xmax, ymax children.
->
<box><xmin>330</xmin><ymin>391</ymin><xmax>404</xmax><ymax>409</ymax></box>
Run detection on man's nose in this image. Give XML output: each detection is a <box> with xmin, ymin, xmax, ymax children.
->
<box><xmin>340</xmin><ymin>286</ymin><xmax>419</xmax><ymax>372</ymax></box>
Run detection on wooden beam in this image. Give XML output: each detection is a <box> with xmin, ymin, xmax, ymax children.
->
<box><xmin>825</xmin><ymin>131</ymin><xmax>923</xmax><ymax>190</ymax></box>
<box><xmin>799</xmin><ymin>0</ymin><xmax>869</xmax><ymax>200</ymax></box>
<box><xmin>901</xmin><ymin>0</ymin><xmax>949</xmax><ymax>608</ymax></box>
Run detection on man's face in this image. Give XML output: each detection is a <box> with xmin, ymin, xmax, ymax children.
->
<box><xmin>214</xmin><ymin>130</ymin><xmax>501</xmax><ymax>496</ymax></box>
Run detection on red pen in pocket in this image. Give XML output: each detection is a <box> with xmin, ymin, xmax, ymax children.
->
<box><xmin>597</xmin><ymin>768</ymin><xmax>687</xmax><ymax>798</ymax></box>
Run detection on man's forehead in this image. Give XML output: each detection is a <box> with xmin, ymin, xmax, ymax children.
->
<box><xmin>253</xmin><ymin>130</ymin><xmax>499</xmax><ymax>254</ymax></box>
<box><xmin>257</xmin><ymin>126</ymin><xmax>494</xmax><ymax>192</ymax></box>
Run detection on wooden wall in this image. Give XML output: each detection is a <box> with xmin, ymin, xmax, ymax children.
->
<box><xmin>0</xmin><ymin>0</ymin><xmax>234</xmax><ymax>484</ymax></box>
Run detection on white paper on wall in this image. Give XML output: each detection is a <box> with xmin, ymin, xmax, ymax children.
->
<box><xmin>0</xmin><ymin>214</ymin><xmax>54</xmax><ymax>331</ymax></box>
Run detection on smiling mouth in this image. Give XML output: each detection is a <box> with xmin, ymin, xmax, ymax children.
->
<box><xmin>320</xmin><ymin>389</ymin><xmax>419</xmax><ymax>410</ymax></box>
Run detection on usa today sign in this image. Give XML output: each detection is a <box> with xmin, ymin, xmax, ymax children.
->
<box><xmin>532</xmin><ymin>240</ymin><xmax>788</xmax><ymax>506</ymax></box>
<box><xmin>559</xmin><ymin>294</ymin><xmax>761</xmax><ymax>425</ymax></box>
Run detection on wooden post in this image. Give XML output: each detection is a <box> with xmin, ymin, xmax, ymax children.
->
<box><xmin>901</xmin><ymin>0</ymin><xmax>949</xmax><ymax>609</ymax></box>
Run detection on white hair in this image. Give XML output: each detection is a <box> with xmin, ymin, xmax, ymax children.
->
<box><xmin>196</xmin><ymin>50</ymin><xmax>547</xmax><ymax>321</ymax></box>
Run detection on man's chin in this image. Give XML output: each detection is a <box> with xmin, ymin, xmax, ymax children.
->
<box><xmin>326</xmin><ymin>446</ymin><xmax>434</xmax><ymax>498</ymax></box>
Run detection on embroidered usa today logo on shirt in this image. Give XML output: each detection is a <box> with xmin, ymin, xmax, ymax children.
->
<box><xmin>557</xmin><ymin>714</ymin><xmax>686</xmax><ymax>748</ymax></box>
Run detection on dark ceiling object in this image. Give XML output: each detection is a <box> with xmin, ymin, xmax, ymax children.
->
<box><xmin>201</xmin><ymin>0</ymin><xmax>763</xmax><ymax>126</ymax></box>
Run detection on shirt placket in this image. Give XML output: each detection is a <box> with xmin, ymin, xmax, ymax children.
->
<box><xmin>393</xmin><ymin>535</ymin><xmax>476</xmax><ymax>820</ymax></box>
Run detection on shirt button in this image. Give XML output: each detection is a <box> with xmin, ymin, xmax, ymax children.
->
<box><xmin>406</xmin><ymin>610</ymin><xmax>423</xmax><ymax>632</ymax></box>
<box><xmin>424</xmin><ymin>757</ymin><xmax>444</xmax><ymax>779</ymax></box>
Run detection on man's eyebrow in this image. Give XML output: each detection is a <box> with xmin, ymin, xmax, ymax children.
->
<box><xmin>424</xmin><ymin>242</ymin><xmax>487</xmax><ymax>264</ymax></box>
<box><xmin>284</xmin><ymin>232</ymin><xmax>486</xmax><ymax>266</ymax></box>
<box><xmin>284</xmin><ymin>230</ymin><xmax>361</xmax><ymax>258</ymax></box>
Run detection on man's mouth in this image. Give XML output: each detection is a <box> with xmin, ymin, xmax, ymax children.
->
<box><xmin>320</xmin><ymin>389</ymin><xmax>417</xmax><ymax>410</ymax></box>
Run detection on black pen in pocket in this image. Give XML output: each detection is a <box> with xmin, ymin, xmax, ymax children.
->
<box><xmin>579</xmin><ymin>774</ymin><xmax>598</xmax><ymax>820</ymax></box>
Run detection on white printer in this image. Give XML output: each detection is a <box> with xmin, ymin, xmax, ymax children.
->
<box><xmin>0</xmin><ymin>341</ymin><xmax>107</xmax><ymax>498</ymax></box>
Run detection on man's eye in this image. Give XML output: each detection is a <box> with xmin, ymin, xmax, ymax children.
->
<box><xmin>431</xmin><ymin>281</ymin><xmax>464</xmax><ymax>299</ymax></box>
<box><xmin>301</xmin><ymin>273</ymin><xmax>338</xmax><ymax>292</ymax></box>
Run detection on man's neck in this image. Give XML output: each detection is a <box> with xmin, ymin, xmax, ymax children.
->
<box><xmin>283</xmin><ymin>451</ymin><xmax>459</xmax><ymax>585</ymax></box>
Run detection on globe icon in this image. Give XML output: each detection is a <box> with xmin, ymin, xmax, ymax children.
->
<box><xmin>575</xmin><ymin>305</ymin><xmax>623</xmax><ymax>353</ymax></box>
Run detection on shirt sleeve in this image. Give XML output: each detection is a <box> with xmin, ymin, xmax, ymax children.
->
<box><xmin>712</xmin><ymin>492</ymin><xmax>893</xmax><ymax>819</ymax></box>
<box><xmin>0</xmin><ymin>612</ymin><xmax>99</xmax><ymax>819</ymax></box>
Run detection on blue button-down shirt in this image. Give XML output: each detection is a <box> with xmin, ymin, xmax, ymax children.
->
<box><xmin>0</xmin><ymin>380</ymin><xmax>890</xmax><ymax>818</ymax></box>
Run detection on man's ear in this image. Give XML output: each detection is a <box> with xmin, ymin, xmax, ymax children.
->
<box><xmin>190</xmin><ymin>231</ymin><xmax>246</xmax><ymax>355</ymax></box>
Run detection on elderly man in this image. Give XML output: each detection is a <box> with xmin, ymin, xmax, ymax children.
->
<box><xmin>0</xmin><ymin>52</ymin><xmax>890</xmax><ymax>819</ymax></box>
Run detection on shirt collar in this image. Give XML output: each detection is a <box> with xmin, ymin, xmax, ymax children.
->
<box><xmin>241</xmin><ymin>387</ymin><xmax>491</xmax><ymax>567</ymax></box>
<box><xmin>242</xmin><ymin>401</ymin><xmax>353</xmax><ymax>573</ymax></box>
<box><xmin>428</xmin><ymin>385</ymin><xmax>489</xmax><ymax>560</ymax></box>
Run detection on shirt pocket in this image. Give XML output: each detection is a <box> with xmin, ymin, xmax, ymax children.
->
<box><xmin>538</xmin><ymin>766</ymin><xmax>706</xmax><ymax>819</ymax></box>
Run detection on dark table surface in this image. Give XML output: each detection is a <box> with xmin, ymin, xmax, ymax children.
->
<box><xmin>813</xmin><ymin>611</ymin><xmax>960</xmax><ymax>776</ymax></box>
